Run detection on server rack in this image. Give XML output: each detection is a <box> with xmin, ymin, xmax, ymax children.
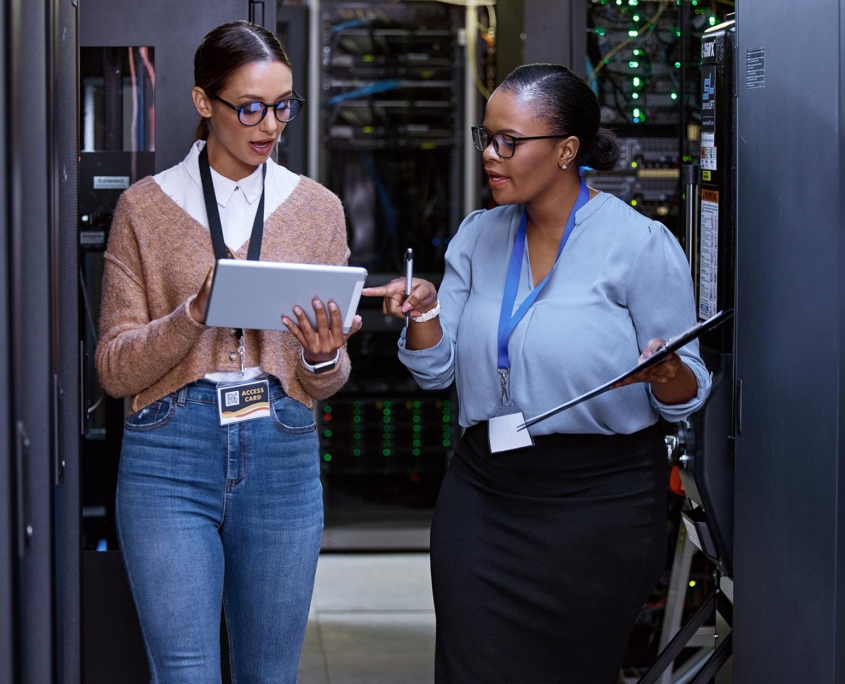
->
<box><xmin>315</xmin><ymin>0</ymin><xmax>469</xmax><ymax>548</ymax></box>
<box><xmin>585</xmin><ymin>0</ymin><xmax>726</xmax><ymax>240</ymax></box>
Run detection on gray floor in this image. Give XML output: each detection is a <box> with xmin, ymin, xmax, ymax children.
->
<box><xmin>298</xmin><ymin>553</ymin><xmax>436</xmax><ymax>684</ymax></box>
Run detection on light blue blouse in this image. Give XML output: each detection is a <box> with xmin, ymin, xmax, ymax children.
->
<box><xmin>397</xmin><ymin>192</ymin><xmax>712</xmax><ymax>437</ymax></box>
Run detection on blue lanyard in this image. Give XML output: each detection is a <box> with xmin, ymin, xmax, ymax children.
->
<box><xmin>496</xmin><ymin>179</ymin><xmax>590</xmax><ymax>371</ymax></box>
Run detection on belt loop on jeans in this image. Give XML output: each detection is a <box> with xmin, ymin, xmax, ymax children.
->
<box><xmin>176</xmin><ymin>386</ymin><xmax>188</xmax><ymax>406</ymax></box>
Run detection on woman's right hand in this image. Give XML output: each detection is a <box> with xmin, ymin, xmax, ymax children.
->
<box><xmin>362</xmin><ymin>277</ymin><xmax>439</xmax><ymax>319</ymax></box>
<box><xmin>189</xmin><ymin>266</ymin><xmax>215</xmax><ymax>323</ymax></box>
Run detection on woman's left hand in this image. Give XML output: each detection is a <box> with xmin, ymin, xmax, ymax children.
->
<box><xmin>614</xmin><ymin>338</ymin><xmax>697</xmax><ymax>404</ymax></box>
<box><xmin>615</xmin><ymin>338</ymin><xmax>680</xmax><ymax>387</ymax></box>
<box><xmin>282</xmin><ymin>298</ymin><xmax>363</xmax><ymax>364</ymax></box>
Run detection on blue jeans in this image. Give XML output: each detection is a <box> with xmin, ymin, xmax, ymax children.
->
<box><xmin>116</xmin><ymin>379</ymin><xmax>323</xmax><ymax>684</ymax></box>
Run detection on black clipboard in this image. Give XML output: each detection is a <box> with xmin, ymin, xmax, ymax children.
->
<box><xmin>517</xmin><ymin>309</ymin><xmax>734</xmax><ymax>431</ymax></box>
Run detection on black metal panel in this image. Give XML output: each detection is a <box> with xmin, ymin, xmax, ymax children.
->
<box><xmin>735</xmin><ymin>1</ymin><xmax>844</xmax><ymax>682</ymax></box>
<box><xmin>10</xmin><ymin>0</ymin><xmax>55</xmax><ymax>680</ymax></box>
<box><xmin>51</xmin><ymin>0</ymin><xmax>80</xmax><ymax>682</ymax></box>
<box><xmin>494</xmin><ymin>0</ymin><xmax>524</xmax><ymax>83</ymax></box>
<box><xmin>79</xmin><ymin>0</ymin><xmax>249</xmax><ymax>173</ymax></box>
<box><xmin>523</xmin><ymin>0</ymin><xmax>586</xmax><ymax>77</ymax></box>
<box><xmin>0</xmin><ymin>0</ymin><xmax>15</xmax><ymax>679</ymax></box>
<box><xmin>276</xmin><ymin>4</ymin><xmax>309</xmax><ymax>175</ymax></box>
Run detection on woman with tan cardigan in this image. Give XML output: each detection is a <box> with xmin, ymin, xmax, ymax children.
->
<box><xmin>95</xmin><ymin>21</ymin><xmax>359</xmax><ymax>683</ymax></box>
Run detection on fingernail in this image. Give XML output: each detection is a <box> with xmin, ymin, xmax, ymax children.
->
<box><xmin>313</xmin><ymin>300</ymin><xmax>323</xmax><ymax>309</ymax></box>
<box><xmin>329</xmin><ymin>302</ymin><xmax>337</xmax><ymax>311</ymax></box>
<box><xmin>293</xmin><ymin>307</ymin><xmax>302</xmax><ymax>315</ymax></box>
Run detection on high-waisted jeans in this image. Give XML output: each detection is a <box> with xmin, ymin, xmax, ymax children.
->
<box><xmin>116</xmin><ymin>378</ymin><xmax>323</xmax><ymax>684</ymax></box>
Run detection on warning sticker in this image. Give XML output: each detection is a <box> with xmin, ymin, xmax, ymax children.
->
<box><xmin>701</xmin><ymin>146</ymin><xmax>717</xmax><ymax>171</ymax></box>
<box><xmin>698</xmin><ymin>189</ymin><xmax>719</xmax><ymax>320</ymax></box>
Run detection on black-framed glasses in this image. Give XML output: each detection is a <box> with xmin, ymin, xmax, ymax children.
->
<box><xmin>471</xmin><ymin>125</ymin><xmax>570</xmax><ymax>158</ymax></box>
<box><xmin>211</xmin><ymin>91</ymin><xmax>306</xmax><ymax>126</ymax></box>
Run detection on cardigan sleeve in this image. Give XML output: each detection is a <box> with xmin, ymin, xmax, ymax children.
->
<box><xmin>94</xmin><ymin>192</ymin><xmax>206</xmax><ymax>399</ymax></box>
<box><xmin>294</xmin><ymin>192</ymin><xmax>353</xmax><ymax>399</ymax></box>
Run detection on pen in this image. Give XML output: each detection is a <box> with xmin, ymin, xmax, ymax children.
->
<box><xmin>404</xmin><ymin>248</ymin><xmax>414</xmax><ymax>327</ymax></box>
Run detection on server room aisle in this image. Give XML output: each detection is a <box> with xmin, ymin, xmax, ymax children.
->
<box><xmin>298</xmin><ymin>554</ymin><xmax>436</xmax><ymax>684</ymax></box>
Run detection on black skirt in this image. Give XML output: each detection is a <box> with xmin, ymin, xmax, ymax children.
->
<box><xmin>430</xmin><ymin>421</ymin><xmax>668</xmax><ymax>684</ymax></box>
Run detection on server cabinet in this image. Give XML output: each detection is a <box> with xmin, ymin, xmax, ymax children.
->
<box><xmin>315</xmin><ymin>0</ymin><xmax>467</xmax><ymax>548</ymax></box>
<box><xmin>734</xmin><ymin>1</ymin><xmax>845</xmax><ymax>682</ymax></box>
<box><xmin>9</xmin><ymin>0</ymin><xmax>60</xmax><ymax>680</ymax></box>
<box><xmin>0</xmin><ymin>0</ymin><xmax>15</xmax><ymax>680</ymax></box>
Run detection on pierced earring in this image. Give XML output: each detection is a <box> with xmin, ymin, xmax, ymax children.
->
<box><xmin>560</xmin><ymin>162</ymin><xmax>568</xmax><ymax>170</ymax></box>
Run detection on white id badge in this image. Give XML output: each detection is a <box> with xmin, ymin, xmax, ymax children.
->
<box><xmin>216</xmin><ymin>380</ymin><xmax>271</xmax><ymax>426</ymax></box>
<box><xmin>488</xmin><ymin>370</ymin><xmax>535</xmax><ymax>453</ymax></box>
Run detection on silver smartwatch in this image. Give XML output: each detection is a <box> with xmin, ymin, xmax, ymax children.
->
<box><xmin>301</xmin><ymin>349</ymin><xmax>340</xmax><ymax>374</ymax></box>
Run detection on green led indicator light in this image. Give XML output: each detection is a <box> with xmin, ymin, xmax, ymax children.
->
<box><xmin>595</xmin><ymin>26</ymin><xmax>605</xmax><ymax>36</ymax></box>
<box><xmin>324</xmin><ymin>405</ymin><xmax>332</xmax><ymax>413</ymax></box>
<box><xmin>442</xmin><ymin>440</ymin><xmax>451</xmax><ymax>447</ymax></box>
<box><xmin>413</xmin><ymin>439</ymin><xmax>421</xmax><ymax>447</ymax></box>
<box><xmin>413</xmin><ymin>448</ymin><xmax>421</xmax><ymax>456</ymax></box>
<box><xmin>628</xmin><ymin>30</ymin><xmax>638</xmax><ymax>37</ymax></box>
<box><xmin>631</xmin><ymin>161</ymin><xmax>638</xmax><ymax>168</ymax></box>
<box><xmin>633</xmin><ymin>49</ymin><xmax>642</xmax><ymax>56</ymax></box>
<box><xmin>632</xmin><ymin>14</ymin><xmax>640</xmax><ymax>22</ymax></box>
<box><xmin>363</xmin><ymin>54</ymin><xmax>374</xmax><ymax>62</ymax></box>
<box><xmin>363</xmin><ymin>126</ymin><xmax>374</xmax><ymax>134</ymax></box>
<box><xmin>670</xmin><ymin>92</ymin><xmax>678</xmax><ymax>100</ymax></box>
<box><xmin>323</xmin><ymin>429</ymin><xmax>332</xmax><ymax>438</ymax></box>
<box><xmin>629</xmin><ymin>61</ymin><xmax>639</xmax><ymax>69</ymax></box>
<box><xmin>413</xmin><ymin>416</ymin><xmax>421</xmax><ymax>423</ymax></box>
<box><xmin>631</xmin><ymin>199</ymin><xmax>638</xmax><ymax>207</ymax></box>
<box><xmin>383</xmin><ymin>417</ymin><xmax>390</xmax><ymax>424</ymax></box>
<box><xmin>709</xmin><ymin>16</ymin><xmax>717</xmax><ymax>25</ymax></box>
<box><xmin>675</xmin><ymin>61</ymin><xmax>682</xmax><ymax>69</ymax></box>
<box><xmin>384</xmin><ymin>401</ymin><xmax>391</xmax><ymax>408</ymax></box>
<box><xmin>353</xmin><ymin>449</ymin><xmax>361</xmax><ymax>456</ymax></box>
<box><xmin>632</xmin><ymin>92</ymin><xmax>639</xmax><ymax>99</ymax></box>
<box><xmin>413</xmin><ymin>401</ymin><xmax>421</xmax><ymax>408</ymax></box>
<box><xmin>323</xmin><ymin>454</ymin><xmax>332</xmax><ymax>462</ymax></box>
<box><xmin>442</xmin><ymin>416</ymin><xmax>450</xmax><ymax>423</ymax></box>
<box><xmin>383</xmin><ymin>449</ymin><xmax>391</xmax><ymax>457</ymax></box>
<box><xmin>675</xmin><ymin>29</ymin><xmax>681</xmax><ymax>37</ymax></box>
<box><xmin>353</xmin><ymin>416</ymin><xmax>361</xmax><ymax>423</ymax></box>
<box><xmin>633</xmin><ymin>108</ymin><xmax>641</xmax><ymax>118</ymax></box>
<box><xmin>633</xmin><ymin>77</ymin><xmax>641</xmax><ymax>87</ymax></box>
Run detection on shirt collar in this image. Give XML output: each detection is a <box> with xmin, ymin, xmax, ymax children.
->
<box><xmin>185</xmin><ymin>140</ymin><xmax>265</xmax><ymax>208</ymax></box>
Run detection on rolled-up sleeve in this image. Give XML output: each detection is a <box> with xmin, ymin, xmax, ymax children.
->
<box><xmin>397</xmin><ymin>210</ymin><xmax>484</xmax><ymax>390</ymax></box>
<box><xmin>627</xmin><ymin>221</ymin><xmax>712</xmax><ymax>422</ymax></box>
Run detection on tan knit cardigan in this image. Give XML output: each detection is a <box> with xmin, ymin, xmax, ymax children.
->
<box><xmin>95</xmin><ymin>175</ymin><xmax>352</xmax><ymax>413</ymax></box>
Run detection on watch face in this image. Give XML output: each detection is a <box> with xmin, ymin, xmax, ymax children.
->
<box><xmin>313</xmin><ymin>360</ymin><xmax>337</xmax><ymax>374</ymax></box>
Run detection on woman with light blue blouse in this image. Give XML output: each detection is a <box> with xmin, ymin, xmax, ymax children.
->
<box><xmin>363</xmin><ymin>64</ymin><xmax>711</xmax><ymax>684</ymax></box>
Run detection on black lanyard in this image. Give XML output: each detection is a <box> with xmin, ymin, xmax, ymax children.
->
<box><xmin>198</xmin><ymin>144</ymin><xmax>266</xmax><ymax>262</ymax></box>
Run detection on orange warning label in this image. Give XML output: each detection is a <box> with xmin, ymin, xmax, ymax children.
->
<box><xmin>701</xmin><ymin>189</ymin><xmax>719</xmax><ymax>203</ymax></box>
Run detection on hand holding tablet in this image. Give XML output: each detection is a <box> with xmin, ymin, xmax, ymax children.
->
<box><xmin>204</xmin><ymin>260</ymin><xmax>367</xmax><ymax>334</ymax></box>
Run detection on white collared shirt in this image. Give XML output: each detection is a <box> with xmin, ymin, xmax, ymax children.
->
<box><xmin>153</xmin><ymin>140</ymin><xmax>300</xmax><ymax>253</ymax></box>
<box><xmin>153</xmin><ymin>141</ymin><xmax>301</xmax><ymax>380</ymax></box>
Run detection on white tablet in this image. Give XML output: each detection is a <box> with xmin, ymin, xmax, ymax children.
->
<box><xmin>204</xmin><ymin>260</ymin><xmax>368</xmax><ymax>334</ymax></box>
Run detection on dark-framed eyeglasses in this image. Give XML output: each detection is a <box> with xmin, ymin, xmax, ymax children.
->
<box><xmin>471</xmin><ymin>125</ymin><xmax>570</xmax><ymax>159</ymax></box>
<box><xmin>211</xmin><ymin>91</ymin><xmax>306</xmax><ymax>126</ymax></box>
